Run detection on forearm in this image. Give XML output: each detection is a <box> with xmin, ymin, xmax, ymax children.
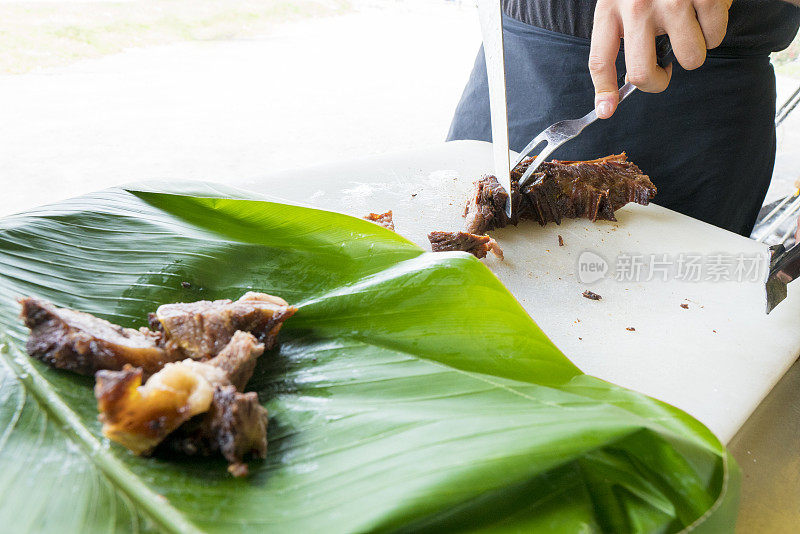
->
<box><xmin>784</xmin><ymin>0</ymin><xmax>800</xmax><ymax>7</ymax></box>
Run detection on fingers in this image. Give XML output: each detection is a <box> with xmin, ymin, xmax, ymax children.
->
<box><xmin>693</xmin><ymin>0</ymin><xmax>731</xmax><ymax>49</ymax></box>
<box><xmin>621</xmin><ymin>11</ymin><xmax>671</xmax><ymax>93</ymax></box>
<box><xmin>662</xmin><ymin>2</ymin><xmax>707</xmax><ymax>70</ymax></box>
<box><xmin>589</xmin><ymin>8</ymin><xmax>622</xmax><ymax>119</ymax></box>
<box><xmin>589</xmin><ymin>0</ymin><xmax>732</xmax><ymax>100</ymax></box>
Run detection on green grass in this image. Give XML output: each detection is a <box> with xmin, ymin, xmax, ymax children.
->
<box><xmin>0</xmin><ymin>0</ymin><xmax>351</xmax><ymax>74</ymax></box>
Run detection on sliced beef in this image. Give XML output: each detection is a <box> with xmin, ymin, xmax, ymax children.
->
<box><xmin>23</xmin><ymin>293</ymin><xmax>289</xmax><ymax>477</ymax></box>
<box><xmin>151</xmin><ymin>291</ymin><xmax>296</xmax><ymax>360</ymax></box>
<box><xmin>20</xmin><ymin>297</ymin><xmax>181</xmax><ymax>377</ymax></box>
<box><xmin>363</xmin><ymin>210</ymin><xmax>395</xmax><ymax>231</ymax></box>
<box><xmin>465</xmin><ymin>153</ymin><xmax>656</xmax><ymax>234</ymax></box>
<box><xmin>428</xmin><ymin>231</ymin><xmax>503</xmax><ymax>259</ymax></box>
<box><xmin>95</xmin><ymin>332</ymin><xmax>265</xmax><ymax>463</ymax></box>
<box><xmin>158</xmin><ymin>385</ymin><xmax>268</xmax><ymax>478</ymax></box>
<box><xmin>21</xmin><ymin>292</ymin><xmax>295</xmax><ymax>377</ymax></box>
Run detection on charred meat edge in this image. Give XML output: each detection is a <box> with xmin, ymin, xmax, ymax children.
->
<box><xmin>363</xmin><ymin>211</ymin><xmax>395</xmax><ymax>231</ymax></box>
<box><xmin>19</xmin><ymin>292</ymin><xmax>296</xmax><ymax>378</ymax></box>
<box><xmin>150</xmin><ymin>291</ymin><xmax>297</xmax><ymax>360</ymax></box>
<box><xmin>95</xmin><ymin>331</ymin><xmax>268</xmax><ymax>475</ymax></box>
<box><xmin>20</xmin><ymin>297</ymin><xmax>180</xmax><ymax>377</ymax></box>
<box><xmin>428</xmin><ymin>231</ymin><xmax>504</xmax><ymax>260</ymax></box>
<box><xmin>464</xmin><ymin>153</ymin><xmax>657</xmax><ymax>234</ymax></box>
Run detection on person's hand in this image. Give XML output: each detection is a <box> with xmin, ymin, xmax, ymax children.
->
<box><xmin>589</xmin><ymin>0</ymin><xmax>732</xmax><ymax>119</ymax></box>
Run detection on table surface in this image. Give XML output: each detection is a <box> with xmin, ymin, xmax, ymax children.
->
<box><xmin>233</xmin><ymin>140</ymin><xmax>800</xmax><ymax>446</ymax></box>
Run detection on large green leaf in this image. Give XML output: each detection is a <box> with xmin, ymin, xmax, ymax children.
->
<box><xmin>0</xmin><ymin>183</ymin><xmax>738</xmax><ymax>533</ymax></box>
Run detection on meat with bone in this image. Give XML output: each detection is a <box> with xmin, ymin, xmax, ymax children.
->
<box><xmin>19</xmin><ymin>297</ymin><xmax>182</xmax><ymax>377</ymax></box>
<box><xmin>150</xmin><ymin>292</ymin><xmax>296</xmax><ymax>360</ymax></box>
<box><xmin>428</xmin><ymin>231</ymin><xmax>504</xmax><ymax>260</ymax></box>
<box><xmin>95</xmin><ymin>331</ymin><xmax>267</xmax><ymax>473</ymax></box>
<box><xmin>464</xmin><ymin>153</ymin><xmax>656</xmax><ymax>234</ymax></box>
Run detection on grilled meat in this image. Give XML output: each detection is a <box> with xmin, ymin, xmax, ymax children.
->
<box><xmin>428</xmin><ymin>231</ymin><xmax>503</xmax><ymax>259</ymax></box>
<box><xmin>23</xmin><ymin>292</ymin><xmax>293</xmax><ymax>477</ymax></box>
<box><xmin>363</xmin><ymin>211</ymin><xmax>395</xmax><ymax>231</ymax></box>
<box><xmin>464</xmin><ymin>153</ymin><xmax>656</xmax><ymax>234</ymax></box>
<box><xmin>159</xmin><ymin>385</ymin><xmax>269</xmax><ymax>477</ymax></box>
<box><xmin>151</xmin><ymin>292</ymin><xmax>296</xmax><ymax>360</ymax></box>
<box><xmin>95</xmin><ymin>332</ymin><xmax>265</xmax><ymax>463</ymax></box>
<box><xmin>20</xmin><ymin>297</ymin><xmax>181</xmax><ymax>377</ymax></box>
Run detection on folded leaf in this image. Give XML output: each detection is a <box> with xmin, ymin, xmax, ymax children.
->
<box><xmin>0</xmin><ymin>184</ymin><xmax>738</xmax><ymax>533</ymax></box>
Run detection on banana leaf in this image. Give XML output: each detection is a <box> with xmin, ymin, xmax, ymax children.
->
<box><xmin>0</xmin><ymin>182</ymin><xmax>739</xmax><ymax>533</ymax></box>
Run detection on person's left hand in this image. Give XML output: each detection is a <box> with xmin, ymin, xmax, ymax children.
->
<box><xmin>589</xmin><ymin>0</ymin><xmax>733</xmax><ymax>119</ymax></box>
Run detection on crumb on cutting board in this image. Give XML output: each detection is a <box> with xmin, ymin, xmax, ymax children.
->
<box><xmin>558</xmin><ymin>235</ymin><xmax>564</xmax><ymax>246</ymax></box>
<box><xmin>626</xmin><ymin>327</ymin><xmax>635</xmax><ymax>331</ymax></box>
<box><xmin>582</xmin><ymin>290</ymin><xmax>602</xmax><ymax>300</ymax></box>
<box><xmin>680</xmin><ymin>303</ymin><xmax>689</xmax><ymax>309</ymax></box>
<box><xmin>363</xmin><ymin>211</ymin><xmax>394</xmax><ymax>231</ymax></box>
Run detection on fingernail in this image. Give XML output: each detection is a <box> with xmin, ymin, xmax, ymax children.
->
<box><xmin>596</xmin><ymin>100</ymin><xmax>612</xmax><ymax>119</ymax></box>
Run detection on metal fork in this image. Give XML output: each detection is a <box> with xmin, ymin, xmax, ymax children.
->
<box><xmin>513</xmin><ymin>82</ymin><xmax>638</xmax><ymax>188</ymax></box>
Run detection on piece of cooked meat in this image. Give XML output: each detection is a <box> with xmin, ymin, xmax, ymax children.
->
<box><xmin>204</xmin><ymin>330</ymin><xmax>264</xmax><ymax>390</ymax></box>
<box><xmin>428</xmin><ymin>231</ymin><xmax>504</xmax><ymax>259</ymax></box>
<box><xmin>95</xmin><ymin>331</ymin><xmax>264</xmax><ymax>456</ymax></box>
<box><xmin>20</xmin><ymin>297</ymin><xmax>182</xmax><ymax>377</ymax></box>
<box><xmin>363</xmin><ymin>211</ymin><xmax>394</xmax><ymax>231</ymax></box>
<box><xmin>464</xmin><ymin>153</ymin><xmax>656</xmax><ymax>234</ymax></box>
<box><xmin>95</xmin><ymin>362</ymin><xmax>221</xmax><ymax>455</ymax></box>
<box><xmin>158</xmin><ymin>385</ymin><xmax>268</xmax><ymax>477</ymax></box>
<box><xmin>151</xmin><ymin>292</ymin><xmax>296</xmax><ymax>360</ymax></box>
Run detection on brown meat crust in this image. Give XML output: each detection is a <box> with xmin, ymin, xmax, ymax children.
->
<box><xmin>20</xmin><ymin>297</ymin><xmax>181</xmax><ymax>376</ymax></box>
<box><xmin>159</xmin><ymin>386</ymin><xmax>268</xmax><ymax>478</ymax></box>
<box><xmin>21</xmin><ymin>292</ymin><xmax>294</xmax><ymax>377</ymax></box>
<box><xmin>23</xmin><ymin>294</ymin><xmax>285</xmax><ymax>477</ymax></box>
<box><xmin>95</xmin><ymin>331</ymin><xmax>265</xmax><ymax>461</ymax></box>
<box><xmin>205</xmin><ymin>330</ymin><xmax>265</xmax><ymax>391</ymax></box>
<box><xmin>153</xmin><ymin>292</ymin><xmax>297</xmax><ymax>360</ymax></box>
<box><xmin>428</xmin><ymin>231</ymin><xmax>503</xmax><ymax>259</ymax></box>
<box><xmin>464</xmin><ymin>153</ymin><xmax>656</xmax><ymax>234</ymax></box>
<box><xmin>363</xmin><ymin>211</ymin><xmax>395</xmax><ymax>231</ymax></box>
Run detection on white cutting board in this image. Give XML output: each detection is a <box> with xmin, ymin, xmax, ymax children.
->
<box><xmin>233</xmin><ymin>140</ymin><xmax>800</xmax><ymax>443</ymax></box>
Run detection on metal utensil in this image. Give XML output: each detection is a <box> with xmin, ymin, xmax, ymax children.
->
<box><xmin>751</xmin><ymin>185</ymin><xmax>800</xmax><ymax>245</ymax></box>
<box><xmin>514</xmin><ymin>36</ymin><xmax>674</xmax><ymax>189</ymax></box>
<box><xmin>513</xmin><ymin>83</ymin><xmax>638</xmax><ymax>188</ymax></box>
<box><xmin>477</xmin><ymin>0</ymin><xmax>512</xmax><ymax>217</ymax></box>
<box><xmin>766</xmin><ymin>243</ymin><xmax>800</xmax><ymax>313</ymax></box>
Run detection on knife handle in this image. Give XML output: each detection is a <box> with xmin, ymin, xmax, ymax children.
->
<box><xmin>771</xmin><ymin>242</ymin><xmax>800</xmax><ymax>284</ymax></box>
<box><xmin>655</xmin><ymin>35</ymin><xmax>674</xmax><ymax>68</ymax></box>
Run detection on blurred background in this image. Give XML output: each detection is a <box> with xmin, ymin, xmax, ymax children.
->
<box><xmin>0</xmin><ymin>0</ymin><xmax>798</xmax><ymax>219</ymax></box>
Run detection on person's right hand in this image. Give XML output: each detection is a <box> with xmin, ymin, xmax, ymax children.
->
<box><xmin>589</xmin><ymin>0</ymin><xmax>732</xmax><ymax>119</ymax></box>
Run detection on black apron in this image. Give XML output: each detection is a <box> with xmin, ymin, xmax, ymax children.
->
<box><xmin>447</xmin><ymin>15</ymin><xmax>778</xmax><ymax>236</ymax></box>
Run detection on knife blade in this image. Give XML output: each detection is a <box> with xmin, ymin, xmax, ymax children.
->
<box><xmin>477</xmin><ymin>0</ymin><xmax>512</xmax><ymax>217</ymax></box>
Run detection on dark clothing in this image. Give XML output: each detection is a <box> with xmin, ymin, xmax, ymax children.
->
<box><xmin>503</xmin><ymin>0</ymin><xmax>800</xmax><ymax>55</ymax></box>
<box><xmin>447</xmin><ymin>6</ymin><xmax>800</xmax><ymax>235</ymax></box>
